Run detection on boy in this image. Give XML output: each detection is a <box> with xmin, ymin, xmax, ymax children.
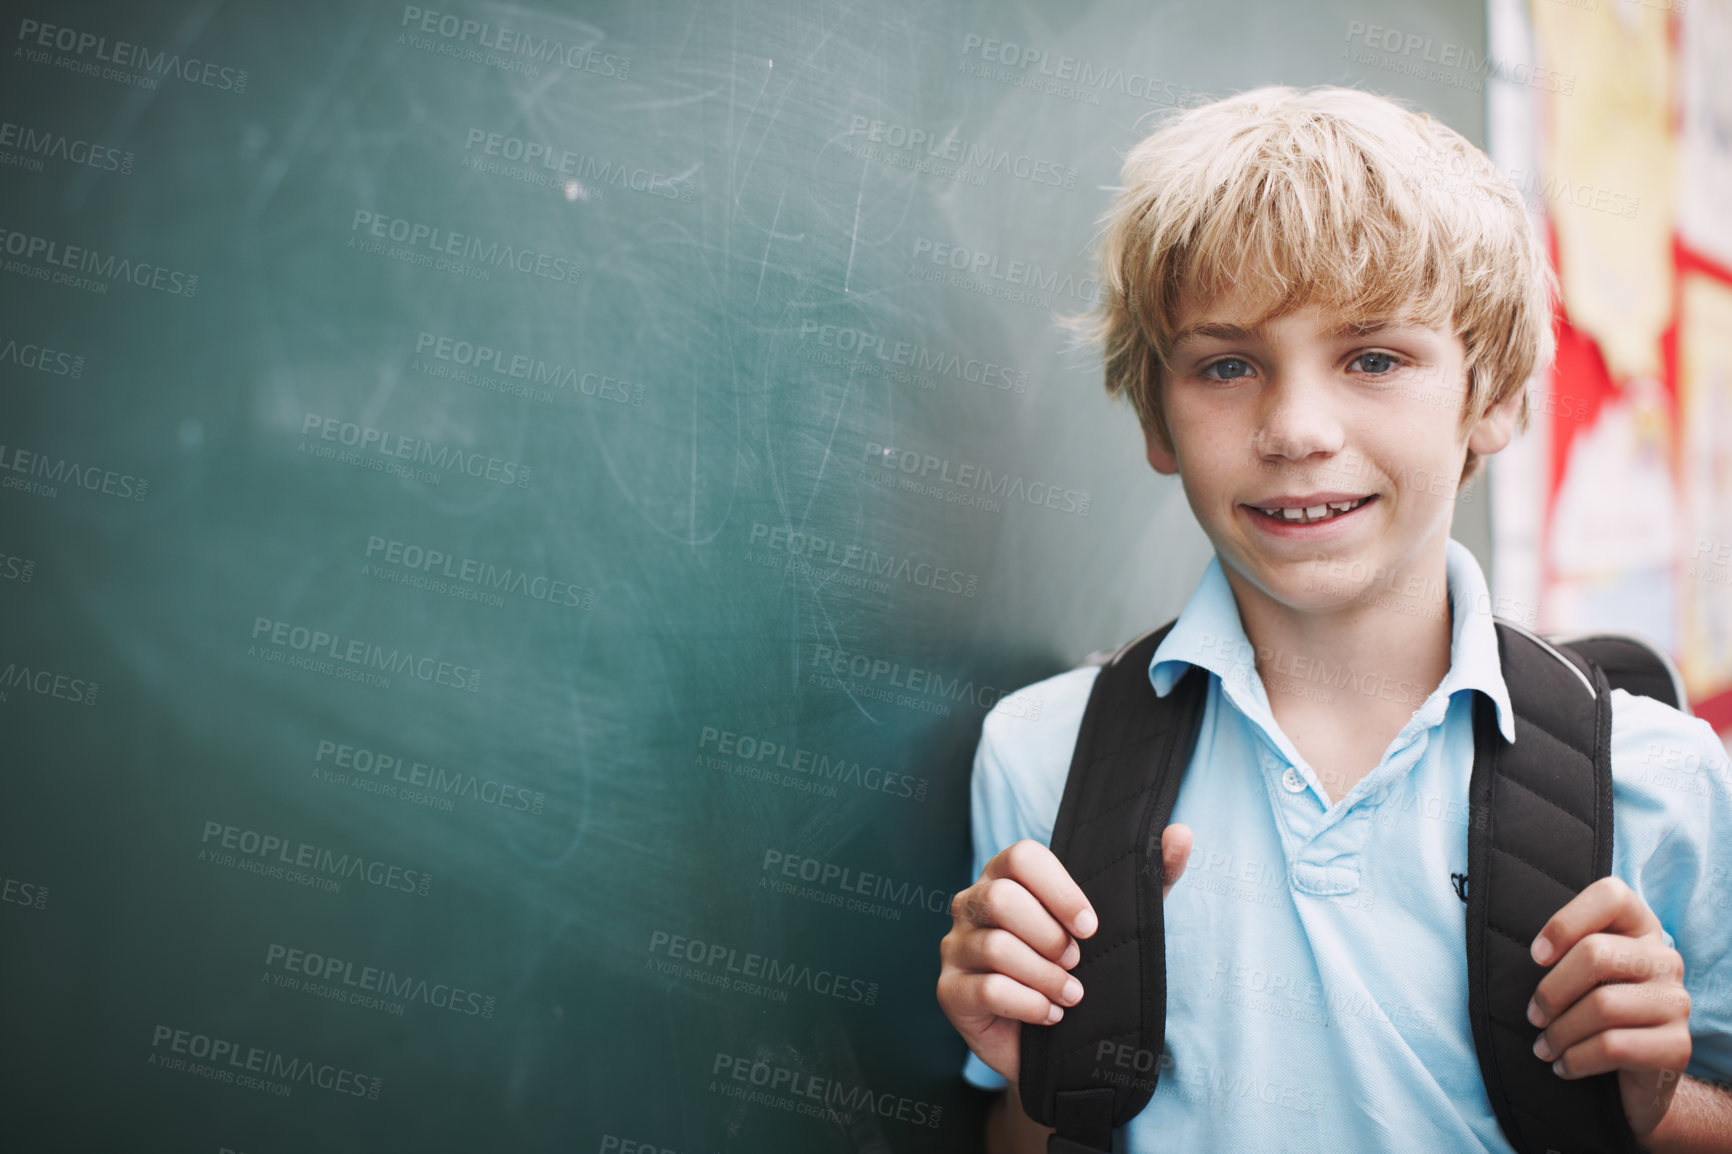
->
<box><xmin>934</xmin><ymin>86</ymin><xmax>1732</xmax><ymax>1152</ymax></box>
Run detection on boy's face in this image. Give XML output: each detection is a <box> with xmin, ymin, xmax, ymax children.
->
<box><xmin>1147</xmin><ymin>289</ymin><xmax>1522</xmax><ymax>620</ymax></box>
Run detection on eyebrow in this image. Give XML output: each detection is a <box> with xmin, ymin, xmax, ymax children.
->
<box><xmin>1169</xmin><ymin>319</ymin><xmax>1406</xmax><ymax>347</ymax></box>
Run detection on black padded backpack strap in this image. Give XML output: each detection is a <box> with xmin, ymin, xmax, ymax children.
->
<box><xmin>1467</xmin><ymin>621</ymin><xmax>1643</xmax><ymax>1154</ymax></box>
<box><xmin>1018</xmin><ymin>620</ymin><xmax>1210</xmax><ymax>1153</ymax></box>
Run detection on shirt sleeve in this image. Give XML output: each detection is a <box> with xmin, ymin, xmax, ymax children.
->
<box><xmin>961</xmin><ymin>699</ymin><xmax>1027</xmax><ymax>1092</ymax></box>
<box><xmin>1607</xmin><ymin>688</ymin><xmax>1732</xmax><ymax>1087</ymax></box>
<box><xmin>958</xmin><ymin>669</ymin><xmax>1098</xmax><ymax>1092</ymax></box>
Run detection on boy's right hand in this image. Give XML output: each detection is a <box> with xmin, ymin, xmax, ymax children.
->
<box><xmin>936</xmin><ymin>824</ymin><xmax>1193</xmax><ymax>1087</ymax></box>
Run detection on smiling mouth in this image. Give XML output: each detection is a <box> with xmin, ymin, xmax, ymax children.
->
<box><xmin>1246</xmin><ymin>495</ymin><xmax>1377</xmax><ymax>525</ymax></box>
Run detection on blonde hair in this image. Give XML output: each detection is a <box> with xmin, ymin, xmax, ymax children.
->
<box><xmin>1072</xmin><ymin>85</ymin><xmax>1557</xmax><ymax>486</ymax></box>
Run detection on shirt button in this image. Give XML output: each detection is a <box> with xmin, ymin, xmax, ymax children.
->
<box><xmin>1281</xmin><ymin>767</ymin><xmax>1307</xmax><ymax>793</ymax></box>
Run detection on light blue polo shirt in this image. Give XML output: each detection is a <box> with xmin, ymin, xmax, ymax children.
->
<box><xmin>961</xmin><ymin>538</ymin><xmax>1732</xmax><ymax>1151</ymax></box>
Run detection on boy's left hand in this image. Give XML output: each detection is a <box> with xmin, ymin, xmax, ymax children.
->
<box><xmin>1527</xmin><ymin>875</ymin><xmax>1692</xmax><ymax>1141</ymax></box>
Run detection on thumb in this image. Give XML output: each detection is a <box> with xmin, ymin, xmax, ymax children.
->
<box><xmin>1160</xmin><ymin>823</ymin><xmax>1193</xmax><ymax>900</ymax></box>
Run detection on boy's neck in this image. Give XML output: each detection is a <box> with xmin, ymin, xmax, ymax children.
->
<box><xmin>1220</xmin><ymin>537</ymin><xmax>1457</xmax><ymax>800</ymax></box>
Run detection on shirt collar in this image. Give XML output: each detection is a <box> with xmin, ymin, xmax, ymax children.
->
<box><xmin>1149</xmin><ymin>537</ymin><xmax>1517</xmax><ymax>744</ymax></box>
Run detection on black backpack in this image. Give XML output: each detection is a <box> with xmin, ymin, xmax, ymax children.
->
<box><xmin>1018</xmin><ymin>616</ymin><xmax>1690</xmax><ymax>1154</ymax></box>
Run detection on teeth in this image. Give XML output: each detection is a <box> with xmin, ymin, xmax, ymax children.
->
<box><xmin>1261</xmin><ymin>497</ymin><xmax>1366</xmax><ymax>524</ymax></box>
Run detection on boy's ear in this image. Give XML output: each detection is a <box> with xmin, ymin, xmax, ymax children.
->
<box><xmin>1465</xmin><ymin>385</ymin><xmax>1524</xmax><ymax>459</ymax></box>
<box><xmin>1144</xmin><ymin>425</ymin><xmax>1180</xmax><ymax>476</ymax></box>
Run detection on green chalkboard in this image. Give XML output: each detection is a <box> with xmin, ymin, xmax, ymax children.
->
<box><xmin>0</xmin><ymin>0</ymin><xmax>1489</xmax><ymax>1149</ymax></box>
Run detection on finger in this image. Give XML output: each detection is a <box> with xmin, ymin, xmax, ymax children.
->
<box><xmin>1161</xmin><ymin>823</ymin><xmax>1194</xmax><ymax>900</ymax></box>
<box><xmin>1529</xmin><ymin>935</ymin><xmax>1684</xmax><ymax>1028</ymax></box>
<box><xmin>987</xmin><ymin>839</ymin><xmax>1098</xmax><ymax>939</ymax></box>
<box><xmin>947</xmin><ymin>968</ymin><xmax>1071</xmax><ymax>1028</ymax></box>
<box><xmin>1549</xmin><ymin>1022</ymin><xmax>1693</xmax><ymax>1082</ymax></box>
<box><xmin>962</xmin><ymin>875</ymin><xmax>1083</xmax><ymax>969</ymax></box>
<box><xmin>951</xmin><ymin>926</ymin><xmax>1086</xmax><ymax>1013</ymax></box>
<box><xmin>1532</xmin><ymin>876</ymin><xmax>1661</xmax><ymax>967</ymax></box>
<box><xmin>1533</xmin><ymin>980</ymin><xmax>1691</xmax><ymax>1065</ymax></box>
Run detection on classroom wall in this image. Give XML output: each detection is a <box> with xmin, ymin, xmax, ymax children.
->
<box><xmin>0</xmin><ymin>1</ymin><xmax>1488</xmax><ymax>1149</ymax></box>
<box><xmin>1487</xmin><ymin>0</ymin><xmax>1732</xmax><ymax>736</ymax></box>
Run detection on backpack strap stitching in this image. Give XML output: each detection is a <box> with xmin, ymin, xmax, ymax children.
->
<box><xmin>1072</xmin><ymin>724</ymin><xmax>1188</xmax><ymax>768</ymax></box>
<box><xmin>1039</xmin><ymin>929</ymin><xmax>1138</xmax><ymax>975</ymax></box>
<box><xmin>1496</xmin><ymin>774</ymin><xmax>1593</xmax><ymax>835</ymax></box>
<box><xmin>1491</xmin><ymin>841</ymin><xmax>1589</xmax><ymax>894</ymax></box>
<box><xmin>1068</xmin><ymin>782</ymin><xmax>1160</xmax><ymax>841</ymax></box>
<box><xmin>1491</xmin><ymin>715</ymin><xmax>1601</xmax><ymax>819</ymax></box>
<box><xmin>1485</xmin><ymin>919</ymin><xmax>1535</xmax><ymax>949</ymax></box>
<box><xmin>1067</xmin><ymin>832</ymin><xmax>1182</xmax><ymax>886</ymax></box>
<box><xmin>1068</xmin><ymin>853</ymin><xmax>1136</xmax><ymax>889</ymax></box>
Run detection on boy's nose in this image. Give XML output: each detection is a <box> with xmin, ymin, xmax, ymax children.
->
<box><xmin>1252</xmin><ymin>377</ymin><xmax>1345</xmax><ymax>461</ymax></box>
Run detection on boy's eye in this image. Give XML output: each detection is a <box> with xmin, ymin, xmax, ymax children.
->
<box><xmin>1350</xmin><ymin>351</ymin><xmax>1402</xmax><ymax>375</ymax></box>
<box><xmin>1202</xmin><ymin>358</ymin><xmax>1253</xmax><ymax>381</ymax></box>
